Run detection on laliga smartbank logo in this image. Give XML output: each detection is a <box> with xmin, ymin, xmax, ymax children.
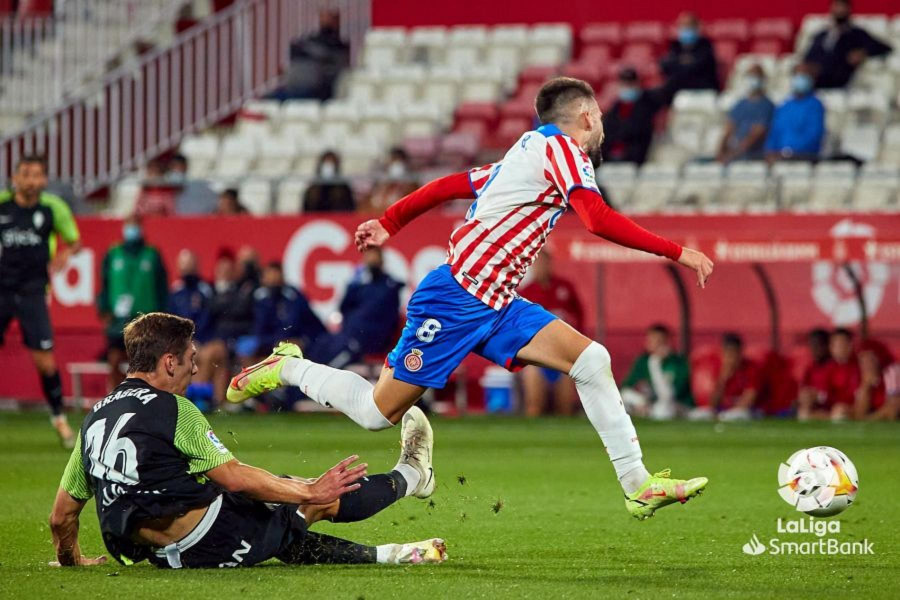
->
<box><xmin>741</xmin><ymin>446</ymin><xmax>873</xmax><ymax>556</ymax></box>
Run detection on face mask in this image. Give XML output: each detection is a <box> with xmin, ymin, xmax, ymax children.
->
<box><xmin>791</xmin><ymin>74</ymin><xmax>813</xmax><ymax>96</ymax></box>
<box><xmin>388</xmin><ymin>161</ymin><xmax>406</xmax><ymax>179</ymax></box>
<box><xmin>123</xmin><ymin>224</ymin><xmax>142</xmax><ymax>243</ymax></box>
<box><xmin>319</xmin><ymin>161</ymin><xmax>337</xmax><ymax>179</ymax></box>
<box><xmin>678</xmin><ymin>27</ymin><xmax>699</xmax><ymax>46</ymax></box>
<box><xmin>744</xmin><ymin>76</ymin><xmax>763</xmax><ymax>94</ymax></box>
<box><xmin>618</xmin><ymin>87</ymin><xmax>640</xmax><ymax>103</ymax></box>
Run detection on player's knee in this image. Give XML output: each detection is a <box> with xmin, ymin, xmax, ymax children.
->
<box><xmin>569</xmin><ymin>341</ymin><xmax>612</xmax><ymax>383</ymax></box>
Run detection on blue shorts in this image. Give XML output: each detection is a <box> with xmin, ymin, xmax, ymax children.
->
<box><xmin>387</xmin><ymin>265</ymin><xmax>558</xmax><ymax>388</ymax></box>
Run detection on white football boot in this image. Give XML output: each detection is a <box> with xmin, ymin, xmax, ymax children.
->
<box><xmin>397</xmin><ymin>406</ymin><xmax>435</xmax><ymax>498</ymax></box>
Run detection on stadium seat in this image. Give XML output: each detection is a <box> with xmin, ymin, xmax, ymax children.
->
<box><xmin>424</xmin><ymin>66</ymin><xmax>463</xmax><ymax>112</ymax></box>
<box><xmin>526</xmin><ymin>23</ymin><xmax>572</xmax><ymax>67</ymax></box>
<box><xmin>445</xmin><ymin>44</ymin><xmax>483</xmax><ymax>68</ymax></box>
<box><xmin>775</xmin><ymin>167</ymin><xmax>813</xmax><ymax>210</ymax></box>
<box><xmin>111</xmin><ymin>176</ymin><xmax>142</xmax><ymax>217</ymax></box>
<box><xmin>381</xmin><ymin>65</ymin><xmax>427</xmax><ymax>106</ymax></box>
<box><xmin>879</xmin><ymin>123</ymin><xmax>900</xmax><ymax>163</ymax></box>
<box><xmin>459</xmin><ymin>65</ymin><xmax>506</xmax><ymax>103</ymax></box>
<box><xmin>238</xmin><ymin>178</ymin><xmax>272</xmax><ymax>215</ymax></box>
<box><xmin>255</xmin><ymin>136</ymin><xmax>298</xmax><ymax>177</ymax></box>
<box><xmin>281</xmin><ymin>100</ymin><xmax>321</xmax><ymax>139</ymax></box>
<box><xmin>579</xmin><ymin>22</ymin><xmax>622</xmax><ymax>49</ymax></box>
<box><xmin>596</xmin><ymin>162</ymin><xmax>637</xmax><ymax>207</ymax></box>
<box><xmin>179</xmin><ymin>134</ymin><xmax>219</xmax><ymax>178</ymax></box>
<box><xmin>748</xmin><ymin>38</ymin><xmax>787</xmax><ymax>55</ymax></box>
<box><xmin>720</xmin><ymin>161</ymin><xmax>771</xmax><ymax>209</ymax></box>
<box><xmin>519</xmin><ymin>65</ymin><xmax>559</xmax><ymax>86</ymax></box>
<box><xmin>561</xmin><ymin>61</ymin><xmax>606</xmax><ymax>91</ymax></box>
<box><xmin>438</xmin><ymin>131</ymin><xmax>480</xmax><ymax>168</ymax></box>
<box><xmin>359</xmin><ymin>102</ymin><xmax>401</xmax><ymax>144</ymax></box>
<box><xmin>486</xmin><ymin>25</ymin><xmax>529</xmax><ymax>72</ymax></box>
<box><xmin>671</xmin><ymin>90</ymin><xmax>719</xmax><ymax>128</ymax></box>
<box><xmin>215</xmin><ymin>135</ymin><xmax>257</xmax><ymax>178</ymax></box>
<box><xmin>706</xmin><ymin>19</ymin><xmax>749</xmax><ymax>45</ymax></box>
<box><xmin>578</xmin><ymin>43</ymin><xmax>614</xmax><ymax>65</ymax></box>
<box><xmin>819</xmin><ymin>90</ymin><xmax>848</xmax><ymax>133</ymax></box>
<box><xmin>401</xmin><ymin>136</ymin><xmax>440</xmax><ymax>167</ymax></box>
<box><xmin>363</xmin><ymin>28</ymin><xmax>407</xmax><ymax>68</ymax></box>
<box><xmin>840</xmin><ymin>124</ymin><xmax>882</xmax><ymax>162</ymax></box>
<box><xmin>274</xmin><ymin>177</ymin><xmax>309</xmax><ymax>215</ymax></box>
<box><xmin>673</xmin><ymin>163</ymin><xmax>724</xmax><ymax>210</ymax></box>
<box><xmin>345</xmin><ymin>69</ymin><xmax>383</xmax><ymax>105</ymax></box>
<box><xmin>341</xmin><ymin>137</ymin><xmax>383</xmax><ymax>176</ymax></box>
<box><xmin>408</xmin><ymin>26</ymin><xmax>448</xmax><ymax>64</ymax></box>
<box><xmin>809</xmin><ymin>164</ymin><xmax>857</xmax><ymax>211</ymax></box>
<box><xmin>750</xmin><ymin>18</ymin><xmax>794</xmax><ymax>43</ymax></box>
<box><xmin>320</xmin><ymin>101</ymin><xmax>360</xmax><ymax>140</ymax></box>
<box><xmin>846</xmin><ymin>89</ymin><xmax>890</xmax><ymax>126</ymax></box>
<box><xmin>630</xmin><ymin>164</ymin><xmax>680</xmax><ymax>212</ymax></box>
<box><xmin>400</xmin><ymin>102</ymin><xmax>444</xmax><ymax>138</ymax></box>
<box><xmin>491</xmin><ymin>116</ymin><xmax>532</xmax><ymax>150</ymax></box>
<box><xmin>853</xmin><ymin>165</ymin><xmax>899</xmax><ymax>210</ymax></box>
<box><xmin>623</xmin><ymin>21</ymin><xmax>665</xmax><ymax>47</ymax></box>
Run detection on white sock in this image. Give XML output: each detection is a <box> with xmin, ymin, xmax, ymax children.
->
<box><xmin>569</xmin><ymin>342</ymin><xmax>650</xmax><ymax>494</ymax></box>
<box><xmin>392</xmin><ymin>463</ymin><xmax>421</xmax><ymax>497</ymax></box>
<box><xmin>376</xmin><ymin>544</ymin><xmax>399</xmax><ymax>564</ymax></box>
<box><xmin>280</xmin><ymin>358</ymin><xmax>393</xmax><ymax>431</ymax></box>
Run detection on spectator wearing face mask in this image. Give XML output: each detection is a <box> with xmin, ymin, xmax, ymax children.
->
<box><xmin>764</xmin><ymin>64</ymin><xmax>825</xmax><ymax>163</ymax></box>
<box><xmin>659</xmin><ymin>12</ymin><xmax>720</xmax><ymax>92</ymax></box>
<box><xmin>363</xmin><ymin>148</ymin><xmax>420</xmax><ymax>214</ymax></box>
<box><xmin>304</xmin><ymin>246</ymin><xmax>403</xmax><ymax>369</ymax></box>
<box><xmin>302</xmin><ymin>150</ymin><xmax>355</xmax><ymax>212</ymax></box>
<box><xmin>97</xmin><ymin>216</ymin><xmax>168</xmax><ymax>389</ymax></box>
<box><xmin>600</xmin><ymin>67</ymin><xmax>672</xmax><ymax>165</ymax></box>
<box><xmin>804</xmin><ymin>0</ymin><xmax>892</xmax><ymax>90</ymax></box>
<box><xmin>716</xmin><ymin>64</ymin><xmax>775</xmax><ymax>163</ymax></box>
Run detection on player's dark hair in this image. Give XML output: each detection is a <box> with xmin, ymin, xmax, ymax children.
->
<box><xmin>124</xmin><ymin>312</ymin><xmax>195</xmax><ymax>374</ymax></box>
<box><xmin>832</xmin><ymin>327</ymin><xmax>853</xmax><ymax>340</ymax></box>
<box><xmin>534</xmin><ymin>77</ymin><xmax>595</xmax><ymax>125</ymax></box>
<box><xmin>222</xmin><ymin>188</ymin><xmax>239</xmax><ymax>201</ymax></box>
<box><xmin>721</xmin><ymin>332</ymin><xmax>743</xmax><ymax>349</ymax></box>
<box><xmin>266</xmin><ymin>261</ymin><xmax>282</xmax><ymax>271</ymax></box>
<box><xmin>648</xmin><ymin>323</ymin><xmax>672</xmax><ymax>338</ymax></box>
<box><xmin>16</xmin><ymin>154</ymin><xmax>47</xmax><ymax>173</ymax></box>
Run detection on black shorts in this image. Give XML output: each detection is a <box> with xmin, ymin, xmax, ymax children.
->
<box><xmin>0</xmin><ymin>290</ymin><xmax>54</xmax><ymax>351</ymax></box>
<box><xmin>147</xmin><ymin>493</ymin><xmax>307</xmax><ymax>569</ymax></box>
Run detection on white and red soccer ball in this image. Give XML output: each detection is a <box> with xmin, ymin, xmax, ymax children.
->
<box><xmin>778</xmin><ymin>446</ymin><xmax>859</xmax><ymax>517</ymax></box>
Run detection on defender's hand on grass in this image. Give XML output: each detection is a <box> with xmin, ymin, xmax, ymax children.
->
<box><xmin>355</xmin><ymin>220</ymin><xmax>390</xmax><ymax>251</ymax></box>
<box><xmin>49</xmin><ymin>555</ymin><xmax>107</xmax><ymax>567</ymax></box>
<box><xmin>678</xmin><ymin>248</ymin><xmax>714</xmax><ymax>288</ymax></box>
<box><xmin>306</xmin><ymin>455</ymin><xmax>368</xmax><ymax>505</ymax></box>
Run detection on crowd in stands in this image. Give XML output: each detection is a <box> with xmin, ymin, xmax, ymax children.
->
<box><xmin>95</xmin><ymin>219</ymin><xmax>402</xmax><ymax>410</ymax></box>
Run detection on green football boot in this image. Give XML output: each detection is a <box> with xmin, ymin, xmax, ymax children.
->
<box><xmin>625</xmin><ymin>469</ymin><xmax>708</xmax><ymax>520</ymax></box>
<box><xmin>226</xmin><ymin>341</ymin><xmax>302</xmax><ymax>404</ymax></box>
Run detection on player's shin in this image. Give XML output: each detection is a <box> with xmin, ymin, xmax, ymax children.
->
<box><xmin>331</xmin><ymin>471</ymin><xmax>408</xmax><ymax>523</ymax></box>
<box><xmin>569</xmin><ymin>342</ymin><xmax>650</xmax><ymax>494</ymax></box>
<box><xmin>280</xmin><ymin>358</ymin><xmax>393</xmax><ymax>430</ymax></box>
<box><xmin>277</xmin><ymin>531</ymin><xmax>377</xmax><ymax>565</ymax></box>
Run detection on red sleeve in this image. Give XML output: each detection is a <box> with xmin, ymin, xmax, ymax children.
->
<box><xmin>568</xmin><ymin>187</ymin><xmax>683</xmax><ymax>261</ymax></box>
<box><xmin>378</xmin><ymin>171</ymin><xmax>475</xmax><ymax>235</ymax></box>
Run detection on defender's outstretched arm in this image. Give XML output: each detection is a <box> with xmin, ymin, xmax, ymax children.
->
<box><xmin>568</xmin><ymin>188</ymin><xmax>714</xmax><ymax>287</ymax></box>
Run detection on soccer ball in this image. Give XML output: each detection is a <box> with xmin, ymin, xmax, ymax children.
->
<box><xmin>777</xmin><ymin>446</ymin><xmax>859</xmax><ymax>517</ymax></box>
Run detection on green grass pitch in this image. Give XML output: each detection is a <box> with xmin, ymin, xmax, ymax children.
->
<box><xmin>1</xmin><ymin>412</ymin><xmax>897</xmax><ymax>599</ymax></box>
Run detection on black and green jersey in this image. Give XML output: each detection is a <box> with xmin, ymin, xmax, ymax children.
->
<box><xmin>0</xmin><ymin>190</ymin><xmax>79</xmax><ymax>293</ymax></box>
<box><xmin>60</xmin><ymin>378</ymin><xmax>234</xmax><ymax>564</ymax></box>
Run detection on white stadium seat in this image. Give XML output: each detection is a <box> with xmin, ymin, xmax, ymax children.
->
<box><xmin>238</xmin><ymin>178</ymin><xmax>272</xmax><ymax>215</ymax></box>
<box><xmin>215</xmin><ymin>135</ymin><xmax>257</xmax><ymax>178</ymax></box>
<box><xmin>180</xmin><ymin>134</ymin><xmax>219</xmax><ymax>178</ymax></box>
<box><xmin>255</xmin><ymin>136</ymin><xmax>299</xmax><ymax>178</ymax></box>
<box><xmin>275</xmin><ymin>177</ymin><xmax>310</xmax><ymax>214</ymax></box>
<box><xmin>840</xmin><ymin>124</ymin><xmax>882</xmax><ymax>162</ymax></box>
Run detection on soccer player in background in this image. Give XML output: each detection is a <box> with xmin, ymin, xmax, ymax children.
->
<box><xmin>0</xmin><ymin>155</ymin><xmax>81</xmax><ymax>447</ymax></box>
<box><xmin>49</xmin><ymin>313</ymin><xmax>444</xmax><ymax>568</ymax></box>
<box><xmin>230</xmin><ymin>77</ymin><xmax>714</xmax><ymax>520</ymax></box>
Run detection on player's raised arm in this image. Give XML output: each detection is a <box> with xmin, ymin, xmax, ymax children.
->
<box><xmin>568</xmin><ymin>187</ymin><xmax>714</xmax><ymax>288</ymax></box>
<box><xmin>355</xmin><ymin>170</ymin><xmax>477</xmax><ymax>251</ymax></box>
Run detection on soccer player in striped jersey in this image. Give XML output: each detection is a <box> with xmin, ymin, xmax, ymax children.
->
<box><xmin>229</xmin><ymin>77</ymin><xmax>715</xmax><ymax>520</ymax></box>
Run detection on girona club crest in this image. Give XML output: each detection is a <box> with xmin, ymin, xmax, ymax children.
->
<box><xmin>404</xmin><ymin>349</ymin><xmax>424</xmax><ymax>372</ymax></box>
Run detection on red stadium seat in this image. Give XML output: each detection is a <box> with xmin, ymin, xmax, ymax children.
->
<box><xmin>580</xmin><ymin>23</ymin><xmax>622</xmax><ymax>49</ymax></box>
<box><xmin>623</xmin><ymin>21</ymin><xmax>665</xmax><ymax>46</ymax></box>
<box><xmin>750</xmin><ymin>18</ymin><xmax>794</xmax><ymax>42</ymax></box>
<box><xmin>499</xmin><ymin>98</ymin><xmax>535</xmax><ymax>120</ymax></box>
<box><xmin>749</xmin><ymin>38</ymin><xmax>787</xmax><ymax>55</ymax></box>
<box><xmin>519</xmin><ymin>65</ymin><xmax>559</xmax><ymax>86</ymax></box>
<box><xmin>511</xmin><ymin>81</ymin><xmax>543</xmax><ymax>103</ymax></box>
<box><xmin>490</xmin><ymin>116</ymin><xmax>533</xmax><ymax>150</ymax></box>
<box><xmin>620</xmin><ymin>42</ymin><xmax>656</xmax><ymax>63</ymax></box>
<box><xmin>438</xmin><ymin>131</ymin><xmax>481</xmax><ymax>167</ymax></box>
<box><xmin>713</xmin><ymin>40</ymin><xmax>741</xmax><ymax>65</ymax></box>
<box><xmin>401</xmin><ymin>136</ymin><xmax>440</xmax><ymax>167</ymax></box>
<box><xmin>454</xmin><ymin>102</ymin><xmax>499</xmax><ymax>135</ymax></box>
<box><xmin>705</xmin><ymin>19</ymin><xmax>749</xmax><ymax>45</ymax></box>
<box><xmin>561</xmin><ymin>61</ymin><xmax>608</xmax><ymax>92</ymax></box>
<box><xmin>579</xmin><ymin>43</ymin><xmax>614</xmax><ymax>64</ymax></box>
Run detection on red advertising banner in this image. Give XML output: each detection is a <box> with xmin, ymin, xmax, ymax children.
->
<box><xmin>3</xmin><ymin>212</ymin><xmax>900</xmax><ymax>400</ymax></box>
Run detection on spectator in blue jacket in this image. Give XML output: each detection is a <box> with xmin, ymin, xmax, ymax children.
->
<box><xmin>306</xmin><ymin>247</ymin><xmax>403</xmax><ymax>369</ymax></box>
<box><xmin>764</xmin><ymin>64</ymin><xmax>825</xmax><ymax>163</ymax></box>
<box><xmin>717</xmin><ymin>64</ymin><xmax>775</xmax><ymax>163</ymax></box>
<box><xmin>252</xmin><ymin>261</ymin><xmax>326</xmax><ymax>357</ymax></box>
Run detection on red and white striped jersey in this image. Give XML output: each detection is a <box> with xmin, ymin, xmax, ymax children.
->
<box><xmin>446</xmin><ymin>124</ymin><xmax>599</xmax><ymax>310</ymax></box>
